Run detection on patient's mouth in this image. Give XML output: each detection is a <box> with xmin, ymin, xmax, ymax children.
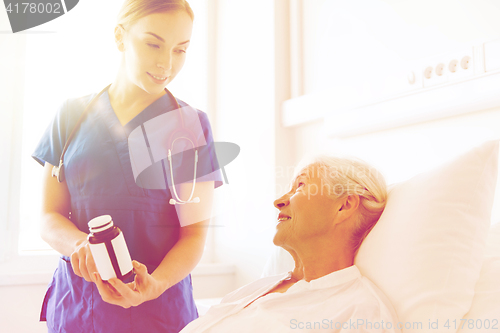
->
<box><xmin>278</xmin><ymin>214</ymin><xmax>291</xmax><ymax>222</ymax></box>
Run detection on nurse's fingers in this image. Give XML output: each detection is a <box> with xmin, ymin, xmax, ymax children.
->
<box><xmin>132</xmin><ymin>261</ymin><xmax>148</xmax><ymax>280</ymax></box>
<box><xmin>77</xmin><ymin>245</ymin><xmax>93</xmax><ymax>282</ymax></box>
<box><xmin>70</xmin><ymin>250</ymin><xmax>91</xmax><ymax>282</ymax></box>
<box><xmin>85</xmin><ymin>249</ymin><xmax>97</xmax><ymax>278</ymax></box>
<box><xmin>108</xmin><ymin>278</ymin><xmax>138</xmax><ymax>302</ymax></box>
<box><xmin>93</xmin><ymin>273</ymin><xmax>129</xmax><ymax>307</ymax></box>
<box><xmin>70</xmin><ymin>242</ymin><xmax>93</xmax><ymax>282</ymax></box>
<box><xmin>70</xmin><ymin>251</ymin><xmax>82</xmax><ymax>278</ymax></box>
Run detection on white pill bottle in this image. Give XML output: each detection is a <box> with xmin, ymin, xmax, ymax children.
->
<box><xmin>87</xmin><ymin>215</ymin><xmax>133</xmax><ymax>281</ymax></box>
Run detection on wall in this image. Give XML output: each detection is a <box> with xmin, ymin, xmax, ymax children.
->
<box><xmin>282</xmin><ymin>0</ymin><xmax>500</xmax><ymax>226</ymax></box>
<box><xmin>302</xmin><ymin>0</ymin><xmax>500</xmax><ymax>99</ymax></box>
<box><xmin>0</xmin><ymin>8</ymin><xmax>48</xmax><ymax>333</ymax></box>
<box><xmin>0</xmin><ymin>284</ymin><xmax>48</xmax><ymax>333</ymax></box>
<box><xmin>211</xmin><ymin>0</ymin><xmax>278</xmax><ymax>288</ymax></box>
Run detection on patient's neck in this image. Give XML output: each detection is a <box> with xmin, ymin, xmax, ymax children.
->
<box><xmin>292</xmin><ymin>237</ymin><xmax>355</xmax><ymax>282</ymax></box>
<box><xmin>283</xmin><ymin>247</ymin><xmax>304</xmax><ymax>280</ymax></box>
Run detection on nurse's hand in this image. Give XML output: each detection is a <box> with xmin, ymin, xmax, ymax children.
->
<box><xmin>92</xmin><ymin>260</ymin><xmax>165</xmax><ymax>308</ymax></box>
<box><xmin>70</xmin><ymin>239</ymin><xmax>97</xmax><ymax>283</ymax></box>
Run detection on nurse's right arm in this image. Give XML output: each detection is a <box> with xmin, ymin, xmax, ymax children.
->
<box><xmin>40</xmin><ymin>162</ymin><xmax>97</xmax><ymax>282</ymax></box>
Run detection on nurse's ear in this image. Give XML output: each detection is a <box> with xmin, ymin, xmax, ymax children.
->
<box><xmin>114</xmin><ymin>24</ymin><xmax>126</xmax><ymax>52</ymax></box>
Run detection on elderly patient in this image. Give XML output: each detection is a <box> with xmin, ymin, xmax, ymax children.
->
<box><xmin>181</xmin><ymin>155</ymin><xmax>401</xmax><ymax>333</ymax></box>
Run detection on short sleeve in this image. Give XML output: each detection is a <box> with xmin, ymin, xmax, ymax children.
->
<box><xmin>32</xmin><ymin>99</ymin><xmax>70</xmax><ymax>167</ymax></box>
<box><xmin>31</xmin><ymin>95</ymin><xmax>90</xmax><ymax>167</ymax></box>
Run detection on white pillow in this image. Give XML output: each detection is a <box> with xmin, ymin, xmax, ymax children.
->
<box><xmin>485</xmin><ymin>221</ymin><xmax>500</xmax><ymax>256</ymax></box>
<box><xmin>355</xmin><ymin>140</ymin><xmax>499</xmax><ymax>333</ymax></box>
<box><xmin>457</xmin><ymin>222</ymin><xmax>500</xmax><ymax>333</ymax></box>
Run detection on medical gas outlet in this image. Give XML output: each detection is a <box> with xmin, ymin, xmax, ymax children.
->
<box><xmin>422</xmin><ymin>52</ymin><xmax>474</xmax><ymax>88</ymax></box>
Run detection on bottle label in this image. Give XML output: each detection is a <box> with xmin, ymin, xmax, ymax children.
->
<box><xmin>89</xmin><ymin>242</ymin><xmax>116</xmax><ymax>280</ymax></box>
<box><xmin>88</xmin><ymin>233</ymin><xmax>133</xmax><ymax>281</ymax></box>
<box><xmin>111</xmin><ymin>233</ymin><xmax>133</xmax><ymax>276</ymax></box>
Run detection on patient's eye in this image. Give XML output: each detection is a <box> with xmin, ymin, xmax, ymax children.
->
<box><xmin>296</xmin><ymin>182</ymin><xmax>305</xmax><ymax>190</ymax></box>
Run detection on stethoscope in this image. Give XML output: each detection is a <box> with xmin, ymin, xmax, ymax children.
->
<box><xmin>52</xmin><ymin>83</ymin><xmax>200</xmax><ymax>205</ymax></box>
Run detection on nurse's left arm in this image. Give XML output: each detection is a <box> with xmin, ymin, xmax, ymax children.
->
<box><xmin>93</xmin><ymin>181</ymin><xmax>214</xmax><ymax>308</ymax></box>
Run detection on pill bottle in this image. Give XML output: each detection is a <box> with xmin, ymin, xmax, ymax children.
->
<box><xmin>87</xmin><ymin>215</ymin><xmax>133</xmax><ymax>281</ymax></box>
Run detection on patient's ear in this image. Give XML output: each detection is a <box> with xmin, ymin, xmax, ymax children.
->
<box><xmin>335</xmin><ymin>195</ymin><xmax>360</xmax><ymax>224</ymax></box>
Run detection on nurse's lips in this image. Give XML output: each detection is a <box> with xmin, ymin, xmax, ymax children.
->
<box><xmin>148</xmin><ymin>72</ymin><xmax>168</xmax><ymax>82</ymax></box>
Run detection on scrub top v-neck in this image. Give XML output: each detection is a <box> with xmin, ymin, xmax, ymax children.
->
<box><xmin>32</xmin><ymin>87</ymin><xmax>223</xmax><ymax>333</ymax></box>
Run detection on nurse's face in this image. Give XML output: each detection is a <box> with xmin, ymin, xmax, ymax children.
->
<box><xmin>116</xmin><ymin>10</ymin><xmax>193</xmax><ymax>94</ymax></box>
<box><xmin>273</xmin><ymin>166</ymin><xmax>340</xmax><ymax>251</ymax></box>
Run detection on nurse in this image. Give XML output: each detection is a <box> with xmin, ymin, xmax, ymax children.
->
<box><xmin>32</xmin><ymin>0</ymin><xmax>222</xmax><ymax>332</ymax></box>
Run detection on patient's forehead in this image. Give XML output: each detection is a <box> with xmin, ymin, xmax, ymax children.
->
<box><xmin>293</xmin><ymin>164</ymin><xmax>323</xmax><ymax>181</ymax></box>
<box><xmin>289</xmin><ymin>165</ymin><xmax>321</xmax><ymax>187</ymax></box>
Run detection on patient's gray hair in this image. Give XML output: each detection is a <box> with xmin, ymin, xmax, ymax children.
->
<box><xmin>295</xmin><ymin>155</ymin><xmax>387</xmax><ymax>254</ymax></box>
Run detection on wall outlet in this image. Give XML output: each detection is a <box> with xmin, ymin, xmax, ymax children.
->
<box><xmin>422</xmin><ymin>48</ymin><xmax>474</xmax><ymax>88</ymax></box>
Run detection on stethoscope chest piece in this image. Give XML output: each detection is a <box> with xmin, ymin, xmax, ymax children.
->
<box><xmin>52</xmin><ymin>160</ymin><xmax>65</xmax><ymax>183</ymax></box>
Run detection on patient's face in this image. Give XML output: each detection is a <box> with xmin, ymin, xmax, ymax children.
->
<box><xmin>273</xmin><ymin>166</ymin><xmax>339</xmax><ymax>250</ymax></box>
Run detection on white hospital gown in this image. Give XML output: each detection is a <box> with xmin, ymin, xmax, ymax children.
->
<box><xmin>181</xmin><ymin>265</ymin><xmax>401</xmax><ymax>333</ymax></box>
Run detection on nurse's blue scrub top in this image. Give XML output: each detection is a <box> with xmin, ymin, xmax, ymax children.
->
<box><xmin>32</xmin><ymin>87</ymin><xmax>223</xmax><ymax>333</ymax></box>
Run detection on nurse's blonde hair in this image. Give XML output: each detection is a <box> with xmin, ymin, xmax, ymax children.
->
<box><xmin>294</xmin><ymin>155</ymin><xmax>387</xmax><ymax>255</ymax></box>
<box><xmin>117</xmin><ymin>0</ymin><xmax>194</xmax><ymax>31</ymax></box>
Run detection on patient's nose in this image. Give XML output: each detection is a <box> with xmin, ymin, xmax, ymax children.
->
<box><xmin>274</xmin><ymin>194</ymin><xmax>289</xmax><ymax>208</ymax></box>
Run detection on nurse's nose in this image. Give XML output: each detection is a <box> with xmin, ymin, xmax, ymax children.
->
<box><xmin>274</xmin><ymin>193</ymin><xmax>290</xmax><ymax>209</ymax></box>
<box><xmin>157</xmin><ymin>53</ymin><xmax>172</xmax><ymax>72</ymax></box>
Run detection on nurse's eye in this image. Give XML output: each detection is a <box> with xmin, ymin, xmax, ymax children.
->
<box><xmin>296</xmin><ymin>182</ymin><xmax>305</xmax><ymax>190</ymax></box>
<box><xmin>147</xmin><ymin>44</ymin><xmax>160</xmax><ymax>49</ymax></box>
<box><xmin>175</xmin><ymin>49</ymin><xmax>187</xmax><ymax>54</ymax></box>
